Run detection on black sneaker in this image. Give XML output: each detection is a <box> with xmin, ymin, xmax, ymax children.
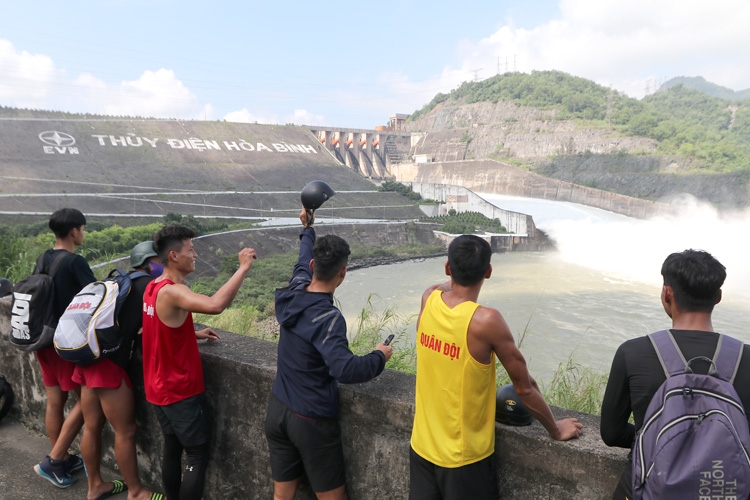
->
<box><xmin>63</xmin><ymin>453</ymin><xmax>84</xmax><ymax>474</ymax></box>
<box><xmin>34</xmin><ymin>455</ymin><xmax>77</xmax><ymax>488</ymax></box>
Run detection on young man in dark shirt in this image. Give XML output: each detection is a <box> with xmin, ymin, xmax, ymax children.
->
<box><xmin>265</xmin><ymin>208</ymin><xmax>393</xmax><ymax>500</ymax></box>
<box><xmin>600</xmin><ymin>249</ymin><xmax>750</xmax><ymax>500</ymax></box>
<box><xmin>33</xmin><ymin>208</ymin><xmax>96</xmax><ymax>488</ymax></box>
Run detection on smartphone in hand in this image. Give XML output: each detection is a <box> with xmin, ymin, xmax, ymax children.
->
<box><xmin>384</xmin><ymin>334</ymin><xmax>395</xmax><ymax>346</ymax></box>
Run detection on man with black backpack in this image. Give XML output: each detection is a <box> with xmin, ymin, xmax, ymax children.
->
<box><xmin>32</xmin><ymin>208</ymin><xmax>95</xmax><ymax>488</ymax></box>
<box><xmin>601</xmin><ymin>249</ymin><xmax>750</xmax><ymax>500</ymax></box>
<box><xmin>71</xmin><ymin>241</ymin><xmax>165</xmax><ymax>500</ymax></box>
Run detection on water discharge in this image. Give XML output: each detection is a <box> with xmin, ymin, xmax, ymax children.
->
<box><xmin>337</xmin><ymin>194</ymin><xmax>750</xmax><ymax>380</ymax></box>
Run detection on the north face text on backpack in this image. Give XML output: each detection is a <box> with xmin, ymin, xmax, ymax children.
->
<box><xmin>699</xmin><ymin>460</ymin><xmax>738</xmax><ymax>499</ymax></box>
<box><xmin>10</xmin><ymin>292</ymin><xmax>32</xmax><ymax>340</ymax></box>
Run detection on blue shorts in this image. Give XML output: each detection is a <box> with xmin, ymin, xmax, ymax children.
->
<box><xmin>264</xmin><ymin>394</ymin><xmax>346</xmax><ymax>493</ymax></box>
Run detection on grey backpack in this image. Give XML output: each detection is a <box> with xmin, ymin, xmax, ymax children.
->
<box><xmin>632</xmin><ymin>330</ymin><xmax>750</xmax><ymax>500</ymax></box>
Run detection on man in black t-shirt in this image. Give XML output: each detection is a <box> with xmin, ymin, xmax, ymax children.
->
<box><xmin>600</xmin><ymin>249</ymin><xmax>750</xmax><ymax>500</ymax></box>
<box><xmin>33</xmin><ymin>208</ymin><xmax>96</xmax><ymax>488</ymax></box>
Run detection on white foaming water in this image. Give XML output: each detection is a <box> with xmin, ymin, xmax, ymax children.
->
<box><xmin>480</xmin><ymin>194</ymin><xmax>750</xmax><ymax>303</ymax></box>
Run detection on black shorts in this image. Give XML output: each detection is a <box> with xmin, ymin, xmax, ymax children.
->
<box><xmin>409</xmin><ymin>446</ymin><xmax>498</xmax><ymax>500</ymax></box>
<box><xmin>153</xmin><ymin>392</ymin><xmax>211</xmax><ymax>448</ymax></box>
<box><xmin>264</xmin><ymin>394</ymin><xmax>346</xmax><ymax>493</ymax></box>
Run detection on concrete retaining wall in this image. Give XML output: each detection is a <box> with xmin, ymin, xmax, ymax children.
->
<box><xmin>404</xmin><ymin>183</ymin><xmax>550</xmax><ymax>251</ymax></box>
<box><xmin>0</xmin><ymin>297</ymin><xmax>627</xmax><ymax>499</ymax></box>
<box><xmin>404</xmin><ymin>183</ymin><xmax>530</xmax><ymax>235</ymax></box>
<box><xmin>390</xmin><ymin>159</ymin><xmax>676</xmax><ymax>219</ymax></box>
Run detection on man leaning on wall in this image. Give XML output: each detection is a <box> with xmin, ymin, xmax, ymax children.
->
<box><xmin>410</xmin><ymin>235</ymin><xmax>582</xmax><ymax>500</ymax></box>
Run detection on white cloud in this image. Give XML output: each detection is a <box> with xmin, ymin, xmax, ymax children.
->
<box><xmin>288</xmin><ymin>109</ymin><xmax>326</xmax><ymax>126</ymax></box>
<box><xmin>1</xmin><ymin>39</ymin><xmax>206</xmax><ymax>118</ymax></box>
<box><xmin>0</xmin><ymin>40</ymin><xmax>59</xmax><ymax>105</ymax></box>
<box><xmin>97</xmin><ymin>69</ymin><xmax>202</xmax><ymax>118</ymax></box>
<box><xmin>445</xmin><ymin>0</ymin><xmax>750</xmax><ymax>98</ymax></box>
<box><xmin>224</xmin><ymin>108</ymin><xmax>273</xmax><ymax>124</ymax></box>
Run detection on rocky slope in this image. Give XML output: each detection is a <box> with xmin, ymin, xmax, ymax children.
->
<box><xmin>405</xmin><ymin>98</ymin><xmax>749</xmax><ymax>208</ymax></box>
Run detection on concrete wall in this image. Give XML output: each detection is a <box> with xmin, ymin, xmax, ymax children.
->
<box><xmin>0</xmin><ymin>297</ymin><xmax>628</xmax><ymax>499</ymax></box>
<box><xmin>405</xmin><ymin>183</ymin><xmax>530</xmax><ymax>235</ymax></box>
<box><xmin>390</xmin><ymin>159</ymin><xmax>677</xmax><ymax>220</ymax></box>
<box><xmin>404</xmin><ymin>183</ymin><xmax>550</xmax><ymax>251</ymax></box>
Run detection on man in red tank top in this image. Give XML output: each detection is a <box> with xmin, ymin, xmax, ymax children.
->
<box><xmin>142</xmin><ymin>225</ymin><xmax>256</xmax><ymax>500</ymax></box>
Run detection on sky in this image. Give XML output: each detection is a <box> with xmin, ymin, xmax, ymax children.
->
<box><xmin>1</xmin><ymin>0</ymin><xmax>749</xmax><ymax>129</ymax></box>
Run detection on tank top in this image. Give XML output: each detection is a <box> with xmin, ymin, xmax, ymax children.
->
<box><xmin>410</xmin><ymin>290</ymin><xmax>496</xmax><ymax>467</ymax></box>
<box><xmin>142</xmin><ymin>279</ymin><xmax>205</xmax><ymax>406</ymax></box>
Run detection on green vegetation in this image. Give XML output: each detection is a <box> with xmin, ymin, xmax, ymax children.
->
<box><xmin>377</xmin><ymin>181</ymin><xmax>439</xmax><ymax>204</ymax></box>
<box><xmin>409</xmin><ymin>71</ymin><xmax>614</xmax><ymax>122</ymax></box>
<box><xmin>377</xmin><ymin>181</ymin><xmax>423</xmax><ymax>201</ymax></box>
<box><xmin>191</xmin><ymin>252</ymin><xmax>297</xmax><ymax>319</ymax></box>
<box><xmin>659</xmin><ymin>76</ymin><xmax>750</xmax><ymax>101</ymax></box>
<box><xmin>0</xmin><ymin>227</ymin><xmax>48</xmax><ymax>282</ymax></box>
<box><xmin>0</xmin><ymin>213</ymin><xmax>263</xmax><ymax>280</ymax></box>
<box><xmin>409</xmin><ymin>70</ymin><xmax>750</xmax><ymax>174</ymax></box>
<box><xmin>421</xmin><ymin>211</ymin><xmax>508</xmax><ymax>235</ymax></box>
<box><xmin>348</xmin><ymin>295</ymin><xmax>417</xmax><ymax>374</ymax></box>
<box><xmin>494</xmin><ymin>355</ymin><xmax>607</xmax><ymax>415</ymax></box>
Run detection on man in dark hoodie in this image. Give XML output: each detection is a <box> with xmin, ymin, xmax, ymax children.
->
<box><xmin>265</xmin><ymin>207</ymin><xmax>393</xmax><ymax>500</ymax></box>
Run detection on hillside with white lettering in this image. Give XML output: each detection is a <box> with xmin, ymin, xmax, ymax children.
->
<box><xmin>0</xmin><ymin>118</ymin><xmax>424</xmax><ymax>223</ymax></box>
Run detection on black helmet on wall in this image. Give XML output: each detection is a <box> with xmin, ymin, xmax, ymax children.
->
<box><xmin>301</xmin><ymin>180</ymin><xmax>335</xmax><ymax>210</ymax></box>
<box><xmin>496</xmin><ymin>384</ymin><xmax>532</xmax><ymax>426</ymax></box>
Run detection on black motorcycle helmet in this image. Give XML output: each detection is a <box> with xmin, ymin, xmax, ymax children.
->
<box><xmin>496</xmin><ymin>384</ymin><xmax>532</xmax><ymax>426</ymax></box>
<box><xmin>301</xmin><ymin>180</ymin><xmax>335</xmax><ymax>210</ymax></box>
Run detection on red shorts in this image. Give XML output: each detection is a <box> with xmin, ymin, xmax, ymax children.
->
<box><xmin>35</xmin><ymin>347</ymin><xmax>79</xmax><ymax>392</ymax></box>
<box><xmin>72</xmin><ymin>358</ymin><xmax>132</xmax><ymax>390</ymax></box>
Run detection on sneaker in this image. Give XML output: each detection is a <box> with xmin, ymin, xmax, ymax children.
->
<box><xmin>63</xmin><ymin>453</ymin><xmax>84</xmax><ymax>474</ymax></box>
<box><xmin>33</xmin><ymin>455</ymin><xmax>77</xmax><ymax>488</ymax></box>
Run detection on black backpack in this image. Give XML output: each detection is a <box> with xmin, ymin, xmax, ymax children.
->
<box><xmin>9</xmin><ymin>251</ymin><xmax>72</xmax><ymax>351</ymax></box>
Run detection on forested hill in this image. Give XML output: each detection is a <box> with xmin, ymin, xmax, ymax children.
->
<box><xmin>658</xmin><ymin>76</ymin><xmax>750</xmax><ymax>102</ymax></box>
<box><xmin>407</xmin><ymin>70</ymin><xmax>750</xmax><ymax>175</ymax></box>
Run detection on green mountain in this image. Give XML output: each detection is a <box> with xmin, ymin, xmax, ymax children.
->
<box><xmin>657</xmin><ymin>76</ymin><xmax>750</xmax><ymax>102</ymax></box>
<box><xmin>408</xmin><ymin>70</ymin><xmax>750</xmax><ymax>174</ymax></box>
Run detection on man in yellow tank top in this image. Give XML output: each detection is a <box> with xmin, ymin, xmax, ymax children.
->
<box><xmin>410</xmin><ymin>235</ymin><xmax>583</xmax><ymax>500</ymax></box>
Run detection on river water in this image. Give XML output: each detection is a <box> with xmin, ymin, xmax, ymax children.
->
<box><xmin>337</xmin><ymin>194</ymin><xmax>750</xmax><ymax>380</ymax></box>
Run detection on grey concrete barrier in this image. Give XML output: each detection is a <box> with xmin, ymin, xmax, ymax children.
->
<box><xmin>0</xmin><ymin>296</ymin><xmax>628</xmax><ymax>499</ymax></box>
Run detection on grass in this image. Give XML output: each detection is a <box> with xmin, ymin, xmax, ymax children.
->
<box><xmin>0</xmin><ymin>229</ymin><xmax>47</xmax><ymax>282</ymax></box>
<box><xmin>194</xmin><ymin>304</ymin><xmax>271</xmax><ymax>340</ymax></box>
<box><xmin>347</xmin><ymin>294</ymin><xmax>417</xmax><ymax>374</ymax></box>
